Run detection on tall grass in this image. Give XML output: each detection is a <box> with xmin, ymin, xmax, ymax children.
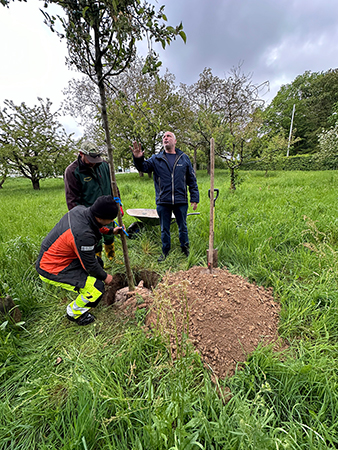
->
<box><xmin>1</xmin><ymin>170</ymin><xmax>338</xmax><ymax>448</ymax></box>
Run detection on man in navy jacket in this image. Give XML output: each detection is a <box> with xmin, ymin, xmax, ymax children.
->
<box><xmin>132</xmin><ymin>131</ymin><xmax>199</xmax><ymax>261</ymax></box>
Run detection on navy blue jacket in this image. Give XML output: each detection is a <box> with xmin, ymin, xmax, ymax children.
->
<box><xmin>133</xmin><ymin>148</ymin><xmax>199</xmax><ymax>205</ymax></box>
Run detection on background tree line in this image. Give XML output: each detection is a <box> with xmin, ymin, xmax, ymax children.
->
<box><xmin>61</xmin><ymin>62</ymin><xmax>338</xmax><ymax>188</ymax></box>
<box><xmin>1</xmin><ymin>64</ymin><xmax>338</xmax><ymax>190</ymax></box>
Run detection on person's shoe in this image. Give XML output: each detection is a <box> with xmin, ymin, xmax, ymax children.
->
<box><xmin>181</xmin><ymin>245</ymin><xmax>190</xmax><ymax>257</ymax></box>
<box><xmin>66</xmin><ymin>311</ymin><xmax>96</xmax><ymax>326</ymax></box>
<box><xmin>157</xmin><ymin>253</ymin><xmax>167</xmax><ymax>262</ymax></box>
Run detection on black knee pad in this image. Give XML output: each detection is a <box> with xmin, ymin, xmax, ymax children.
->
<box><xmin>88</xmin><ymin>294</ymin><xmax>103</xmax><ymax>309</ymax></box>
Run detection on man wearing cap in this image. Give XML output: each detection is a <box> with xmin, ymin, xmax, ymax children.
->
<box><xmin>64</xmin><ymin>140</ymin><xmax>120</xmax><ymax>261</ymax></box>
<box><xmin>36</xmin><ymin>196</ymin><xmax>122</xmax><ymax>326</ymax></box>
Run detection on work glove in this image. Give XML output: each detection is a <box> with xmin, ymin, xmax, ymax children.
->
<box><xmin>104</xmin><ymin>242</ymin><xmax>115</xmax><ymax>261</ymax></box>
<box><xmin>100</xmin><ymin>226</ymin><xmax>114</xmax><ymax>236</ymax></box>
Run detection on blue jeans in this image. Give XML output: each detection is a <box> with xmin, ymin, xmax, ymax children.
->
<box><xmin>157</xmin><ymin>204</ymin><xmax>189</xmax><ymax>255</ymax></box>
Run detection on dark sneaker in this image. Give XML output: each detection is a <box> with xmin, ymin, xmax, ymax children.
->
<box><xmin>157</xmin><ymin>253</ymin><xmax>167</xmax><ymax>262</ymax></box>
<box><xmin>66</xmin><ymin>311</ymin><xmax>96</xmax><ymax>326</ymax></box>
<box><xmin>181</xmin><ymin>245</ymin><xmax>190</xmax><ymax>257</ymax></box>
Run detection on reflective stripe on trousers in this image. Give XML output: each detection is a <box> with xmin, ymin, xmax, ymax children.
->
<box><xmin>39</xmin><ymin>275</ymin><xmax>105</xmax><ymax>319</ymax></box>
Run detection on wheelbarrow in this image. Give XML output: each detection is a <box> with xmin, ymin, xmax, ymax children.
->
<box><xmin>126</xmin><ymin>208</ymin><xmax>200</xmax><ymax>238</ymax></box>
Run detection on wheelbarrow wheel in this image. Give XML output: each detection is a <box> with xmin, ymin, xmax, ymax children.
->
<box><xmin>127</xmin><ymin>221</ymin><xmax>145</xmax><ymax>239</ymax></box>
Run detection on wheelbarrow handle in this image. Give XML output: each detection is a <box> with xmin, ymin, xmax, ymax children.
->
<box><xmin>208</xmin><ymin>188</ymin><xmax>219</xmax><ymax>206</ymax></box>
<box><xmin>170</xmin><ymin>212</ymin><xmax>201</xmax><ymax>225</ymax></box>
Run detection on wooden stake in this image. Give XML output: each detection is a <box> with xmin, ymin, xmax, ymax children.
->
<box><xmin>208</xmin><ymin>138</ymin><xmax>215</xmax><ymax>274</ymax></box>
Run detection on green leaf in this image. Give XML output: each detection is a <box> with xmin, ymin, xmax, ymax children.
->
<box><xmin>0</xmin><ymin>320</ymin><xmax>8</xmax><ymax>330</ymax></box>
<box><xmin>82</xmin><ymin>6</ymin><xmax>89</xmax><ymax>18</ymax></box>
<box><xmin>179</xmin><ymin>30</ymin><xmax>187</xmax><ymax>43</ymax></box>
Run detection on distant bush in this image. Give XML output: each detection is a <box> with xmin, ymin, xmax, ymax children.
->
<box><xmin>241</xmin><ymin>153</ymin><xmax>338</xmax><ymax>171</ymax></box>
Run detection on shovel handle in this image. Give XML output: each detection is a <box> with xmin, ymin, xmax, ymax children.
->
<box><xmin>208</xmin><ymin>188</ymin><xmax>219</xmax><ymax>207</ymax></box>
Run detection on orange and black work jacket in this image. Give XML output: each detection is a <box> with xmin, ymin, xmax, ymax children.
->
<box><xmin>36</xmin><ymin>206</ymin><xmax>108</xmax><ymax>289</ymax></box>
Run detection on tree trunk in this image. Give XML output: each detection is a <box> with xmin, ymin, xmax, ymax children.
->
<box><xmin>230</xmin><ymin>168</ymin><xmax>236</xmax><ymax>191</ymax></box>
<box><xmin>193</xmin><ymin>147</ymin><xmax>197</xmax><ymax>174</ymax></box>
<box><xmin>206</xmin><ymin>150</ymin><xmax>211</xmax><ymax>175</ymax></box>
<box><xmin>95</xmin><ymin>34</ymin><xmax>134</xmax><ymax>291</ymax></box>
<box><xmin>32</xmin><ymin>179</ymin><xmax>40</xmax><ymax>190</ymax></box>
<box><xmin>0</xmin><ymin>170</ymin><xmax>7</xmax><ymax>188</ymax></box>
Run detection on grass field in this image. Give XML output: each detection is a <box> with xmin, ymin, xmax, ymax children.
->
<box><xmin>1</xmin><ymin>170</ymin><xmax>338</xmax><ymax>449</ymax></box>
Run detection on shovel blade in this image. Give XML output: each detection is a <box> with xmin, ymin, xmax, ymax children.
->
<box><xmin>207</xmin><ymin>249</ymin><xmax>218</xmax><ymax>268</ymax></box>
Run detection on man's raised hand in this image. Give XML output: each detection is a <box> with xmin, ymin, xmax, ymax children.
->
<box><xmin>130</xmin><ymin>141</ymin><xmax>144</xmax><ymax>158</ymax></box>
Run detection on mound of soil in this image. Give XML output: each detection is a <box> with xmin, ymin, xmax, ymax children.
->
<box><xmin>110</xmin><ymin>266</ymin><xmax>282</xmax><ymax>379</ymax></box>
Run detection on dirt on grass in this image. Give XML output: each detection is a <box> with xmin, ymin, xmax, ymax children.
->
<box><xmin>103</xmin><ymin>266</ymin><xmax>283</xmax><ymax>379</ymax></box>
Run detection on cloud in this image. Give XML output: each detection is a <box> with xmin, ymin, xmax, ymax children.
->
<box><xmin>1</xmin><ymin>0</ymin><xmax>337</xmax><ymax>131</ymax></box>
<box><xmin>153</xmin><ymin>0</ymin><xmax>338</xmax><ymax>102</ymax></box>
<box><xmin>1</xmin><ymin>0</ymin><xmax>68</xmax><ymax>105</ymax></box>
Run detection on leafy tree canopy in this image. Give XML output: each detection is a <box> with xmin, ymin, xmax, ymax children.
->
<box><xmin>62</xmin><ymin>59</ymin><xmax>194</xmax><ymax>168</ymax></box>
<box><xmin>265</xmin><ymin>69</ymin><xmax>338</xmax><ymax>154</ymax></box>
<box><xmin>180</xmin><ymin>66</ymin><xmax>268</xmax><ymax>188</ymax></box>
<box><xmin>0</xmin><ymin>98</ymin><xmax>77</xmax><ymax>189</ymax></box>
<box><xmin>41</xmin><ymin>0</ymin><xmax>185</xmax><ymax>82</ymax></box>
<box><xmin>318</xmin><ymin>122</ymin><xmax>338</xmax><ymax>160</ymax></box>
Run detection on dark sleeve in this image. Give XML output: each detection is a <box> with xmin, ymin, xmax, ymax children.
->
<box><xmin>64</xmin><ymin>165</ymin><xmax>82</xmax><ymax>210</ymax></box>
<box><xmin>186</xmin><ymin>157</ymin><xmax>200</xmax><ymax>203</ymax></box>
<box><xmin>101</xmin><ymin>162</ymin><xmax>113</xmax><ymax>196</ymax></box>
<box><xmin>133</xmin><ymin>154</ymin><xmax>155</xmax><ymax>173</ymax></box>
<box><xmin>76</xmin><ymin>232</ymin><xmax>107</xmax><ymax>280</ymax></box>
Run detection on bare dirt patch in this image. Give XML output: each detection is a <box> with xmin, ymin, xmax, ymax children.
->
<box><xmin>108</xmin><ymin>266</ymin><xmax>282</xmax><ymax>379</ymax></box>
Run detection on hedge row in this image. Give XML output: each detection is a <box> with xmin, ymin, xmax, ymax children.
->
<box><xmin>240</xmin><ymin>154</ymin><xmax>338</xmax><ymax>171</ymax></box>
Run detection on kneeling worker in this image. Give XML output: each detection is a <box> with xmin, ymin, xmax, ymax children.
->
<box><xmin>36</xmin><ymin>196</ymin><xmax>122</xmax><ymax>326</ymax></box>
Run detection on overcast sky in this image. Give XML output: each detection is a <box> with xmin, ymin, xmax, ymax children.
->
<box><xmin>1</xmin><ymin>0</ymin><xmax>338</xmax><ymax>137</ymax></box>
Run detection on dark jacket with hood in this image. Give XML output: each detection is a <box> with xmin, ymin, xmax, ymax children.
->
<box><xmin>133</xmin><ymin>148</ymin><xmax>199</xmax><ymax>205</ymax></box>
<box><xmin>64</xmin><ymin>155</ymin><xmax>112</xmax><ymax>210</ymax></box>
<box><xmin>36</xmin><ymin>205</ymin><xmax>107</xmax><ymax>289</ymax></box>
